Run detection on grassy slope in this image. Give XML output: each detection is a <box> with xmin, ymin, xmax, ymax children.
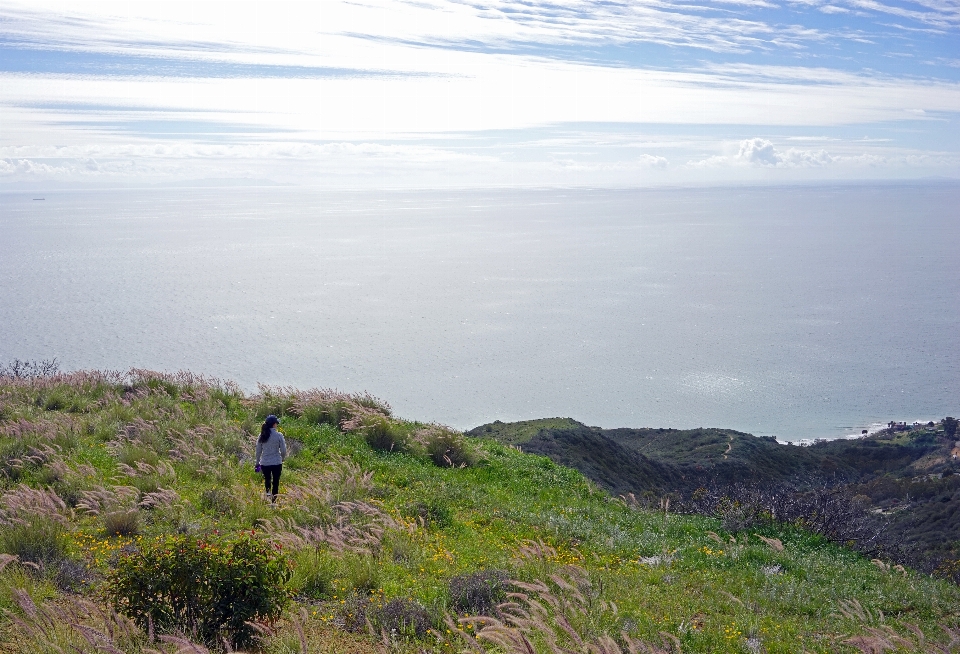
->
<box><xmin>0</xmin><ymin>373</ymin><xmax>958</xmax><ymax>653</ymax></box>
<box><xmin>467</xmin><ymin>418</ymin><xmax>960</xmax><ymax>568</ymax></box>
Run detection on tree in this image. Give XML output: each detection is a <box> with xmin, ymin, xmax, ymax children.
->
<box><xmin>944</xmin><ymin>417</ymin><xmax>958</xmax><ymax>440</ymax></box>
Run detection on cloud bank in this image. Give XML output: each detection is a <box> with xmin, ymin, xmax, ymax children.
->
<box><xmin>1</xmin><ymin>1</ymin><xmax>958</xmax><ymax>188</ymax></box>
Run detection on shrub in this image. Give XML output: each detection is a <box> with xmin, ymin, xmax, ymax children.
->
<box><xmin>449</xmin><ymin>569</ymin><xmax>507</xmax><ymax>615</ymax></box>
<box><xmin>404</xmin><ymin>499</ymin><xmax>453</xmax><ymax>529</ymax></box>
<box><xmin>420</xmin><ymin>426</ymin><xmax>476</xmax><ymax>467</ymax></box>
<box><xmin>372</xmin><ymin>598</ymin><xmax>433</xmax><ymax>638</ymax></box>
<box><xmin>200</xmin><ymin>487</ymin><xmax>239</xmax><ymax>515</ymax></box>
<box><xmin>106</xmin><ymin>531</ymin><xmax>292</xmax><ymax>647</ymax></box>
<box><xmin>103</xmin><ymin>509</ymin><xmax>140</xmax><ymax>536</ymax></box>
<box><xmin>51</xmin><ymin>557</ymin><xmax>97</xmax><ymax>592</ymax></box>
<box><xmin>335</xmin><ymin>592</ymin><xmax>371</xmax><ymax>632</ymax></box>
<box><xmin>357</xmin><ymin>415</ymin><xmax>408</xmax><ymax>453</ymax></box>
<box><xmin>945</xmin><ymin>417</ymin><xmax>958</xmax><ymax>440</ymax></box>
<box><xmin>0</xmin><ymin>518</ymin><xmax>69</xmax><ymax>567</ymax></box>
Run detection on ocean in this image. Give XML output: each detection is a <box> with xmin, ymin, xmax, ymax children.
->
<box><xmin>2</xmin><ymin>183</ymin><xmax>958</xmax><ymax>441</ymax></box>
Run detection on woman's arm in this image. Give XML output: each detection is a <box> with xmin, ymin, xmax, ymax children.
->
<box><xmin>279</xmin><ymin>433</ymin><xmax>287</xmax><ymax>461</ymax></box>
<box><xmin>255</xmin><ymin>440</ymin><xmax>262</xmax><ymax>465</ymax></box>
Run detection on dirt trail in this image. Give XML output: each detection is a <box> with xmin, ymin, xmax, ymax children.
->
<box><xmin>722</xmin><ymin>435</ymin><xmax>733</xmax><ymax>459</ymax></box>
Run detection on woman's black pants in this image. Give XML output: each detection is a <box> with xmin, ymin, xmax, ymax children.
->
<box><xmin>262</xmin><ymin>464</ymin><xmax>282</xmax><ymax>496</ymax></box>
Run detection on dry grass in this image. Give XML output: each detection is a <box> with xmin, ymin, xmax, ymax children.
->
<box><xmin>450</xmin><ymin>567</ymin><xmax>683</xmax><ymax>654</ymax></box>
<box><xmin>260</xmin><ymin>500</ymin><xmax>406</xmax><ymax>554</ymax></box>
<box><xmin>0</xmin><ymin>486</ymin><xmax>70</xmax><ymax>527</ymax></box>
<box><xmin>2</xmin><ymin>585</ymin><xmax>219</xmax><ymax>654</ymax></box>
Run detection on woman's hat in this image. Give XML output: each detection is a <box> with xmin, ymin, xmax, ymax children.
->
<box><xmin>265</xmin><ymin>414</ymin><xmax>280</xmax><ymax>427</ymax></box>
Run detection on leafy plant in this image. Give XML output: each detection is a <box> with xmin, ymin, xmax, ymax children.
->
<box><xmin>106</xmin><ymin>531</ymin><xmax>292</xmax><ymax>647</ymax></box>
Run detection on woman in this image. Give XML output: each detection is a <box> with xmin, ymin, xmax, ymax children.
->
<box><xmin>255</xmin><ymin>414</ymin><xmax>287</xmax><ymax>503</ymax></box>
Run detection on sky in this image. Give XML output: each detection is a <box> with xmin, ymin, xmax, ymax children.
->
<box><xmin>1</xmin><ymin>0</ymin><xmax>958</xmax><ymax>188</ymax></box>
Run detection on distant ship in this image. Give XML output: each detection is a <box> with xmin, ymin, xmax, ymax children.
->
<box><xmin>32</xmin><ymin>198</ymin><xmax>45</xmax><ymax>200</ymax></box>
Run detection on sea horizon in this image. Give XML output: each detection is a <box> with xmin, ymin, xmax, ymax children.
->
<box><xmin>3</xmin><ymin>181</ymin><xmax>957</xmax><ymax>441</ymax></box>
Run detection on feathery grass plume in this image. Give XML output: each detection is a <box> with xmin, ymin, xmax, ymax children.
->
<box><xmin>0</xmin><ymin>486</ymin><xmax>71</xmax><ymax>566</ymax></box>
<box><xmin>270</xmin><ymin>457</ymin><xmax>379</xmax><ymax>529</ymax></box>
<box><xmin>139</xmin><ymin>488</ymin><xmax>180</xmax><ymax>511</ymax></box>
<box><xmin>288</xmin><ymin>387</ymin><xmax>391</xmax><ymax>429</ymax></box>
<box><xmin>841</xmin><ymin>622</ymin><xmax>960</xmax><ymax>654</ymax></box>
<box><xmin>755</xmin><ymin>535</ymin><xmax>784</xmax><ymax>552</ymax></box>
<box><xmin>284</xmin><ymin>456</ymin><xmax>376</xmax><ymax>508</ymax></box>
<box><xmin>829</xmin><ymin>601</ymin><xmax>960</xmax><ymax>652</ymax></box>
<box><xmin>835</xmin><ymin>598</ymin><xmax>877</xmax><ymax>624</ymax></box>
<box><xmin>844</xmin><ymin>626</ymin><xmax>912</xmax><ymax>653</ymax></box>
<box><xmin>76</xmin><ymin>485</ymin><xmax>141</xmax><ymax>516</ymax></box>
<box><xmin>452</xmin><ymin>567</ymin><xmax>681</xmax><ymax>654</ymax></box>
<box><xmin>0</xmin><ymin>552</ymin><xmax>19</xmax><ymax>572</ymax></box>
<box><xmin>0</xmin><ymin>418</ymin><xmax>65</xmax><ymax>482</ymax></box>
<box><xmin>3</xmin><ymin>589</ymin><xmax>215</xmax><ymax>654</ymax></box>
<box><xmin>259</xmin><ymin>500</ymin><xmax>403</xmax><ymax>554</ymax></box>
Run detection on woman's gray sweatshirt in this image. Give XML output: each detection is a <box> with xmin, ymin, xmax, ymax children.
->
<box><xmin>255</xmin><ymin>429</ymin><xmax>287</xmax><ymax>467</ymax></box>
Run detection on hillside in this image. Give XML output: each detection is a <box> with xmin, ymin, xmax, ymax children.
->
<box><xmin>467</xmin><ymin>418</ymin><xmax>960</xmax><ymax>576</ymax></box>
<box><xmin>0</xmin><ymin>370</ymin><xmax>958</xmax><ymax>653</ymax></box>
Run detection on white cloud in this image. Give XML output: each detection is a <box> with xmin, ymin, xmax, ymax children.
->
<box><xmin>737</xmin><ymin>138</ymin><xmax>783</xmax><ymax>165</ymax></box>
<box><xmin>639</xmin><ymin>154</ymin><xmax>669</xmax><ymax>169</ymax></box>
<box><xmin>686</xmin><ymin>137</ymin><xmax>960</xmax><ymax>171</ymax></box>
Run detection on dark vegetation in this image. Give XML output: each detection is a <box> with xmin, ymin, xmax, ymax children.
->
<box><xmin>468</xmin><ymin>416</ymin><xmax>960</xmax><ymax>581</ymax></box>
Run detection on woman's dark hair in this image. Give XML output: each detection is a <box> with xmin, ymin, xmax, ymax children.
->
<box><xmin>259</xmin><ymin>415</ymin><xmax>279</xmax><ymax>443</ymax></box>
<box><xmin>259</xmin><ymin>424</ymin><xmax>272</xmax><ymax>443</ymax></box>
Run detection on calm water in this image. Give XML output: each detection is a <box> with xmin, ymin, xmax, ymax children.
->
<box><xmin>1</xmin><ymin>184</ymin><xmax>958</xmax><ymax>440</ymax></box>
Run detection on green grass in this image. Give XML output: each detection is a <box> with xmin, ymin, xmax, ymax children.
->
<box><xmin>0</xmin><ymin>371</ymin><xmax>958</xmax><ymax>653</ymax></box>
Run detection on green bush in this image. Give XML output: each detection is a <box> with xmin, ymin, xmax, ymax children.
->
<box><xmin>422</xmin><ymin>427</ymin><xmax>476</xmax><ymax>467</ymax></box>
<box><xmin>106</xmin><ymin>531</ymin><xmax>292</xmax><ymax>647</ymax></box>
<box><xmin>102</xmin><ymin>509</ymin><xmax>140</xmax><ymax>537</ymax></box>
<box><xmin>404</xmin><ymin>499</ymin><xmax>453</xmax><ymax>529</ymax></box>
<box><xmin>0</xmin><ymin>518</ymin><xmax>69</xmax><ymax>567</ymax></box>
<box><xmin>360</xmin><ymin>415</ymin><xmax>408</xmax><ymax>453</ymax></box>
